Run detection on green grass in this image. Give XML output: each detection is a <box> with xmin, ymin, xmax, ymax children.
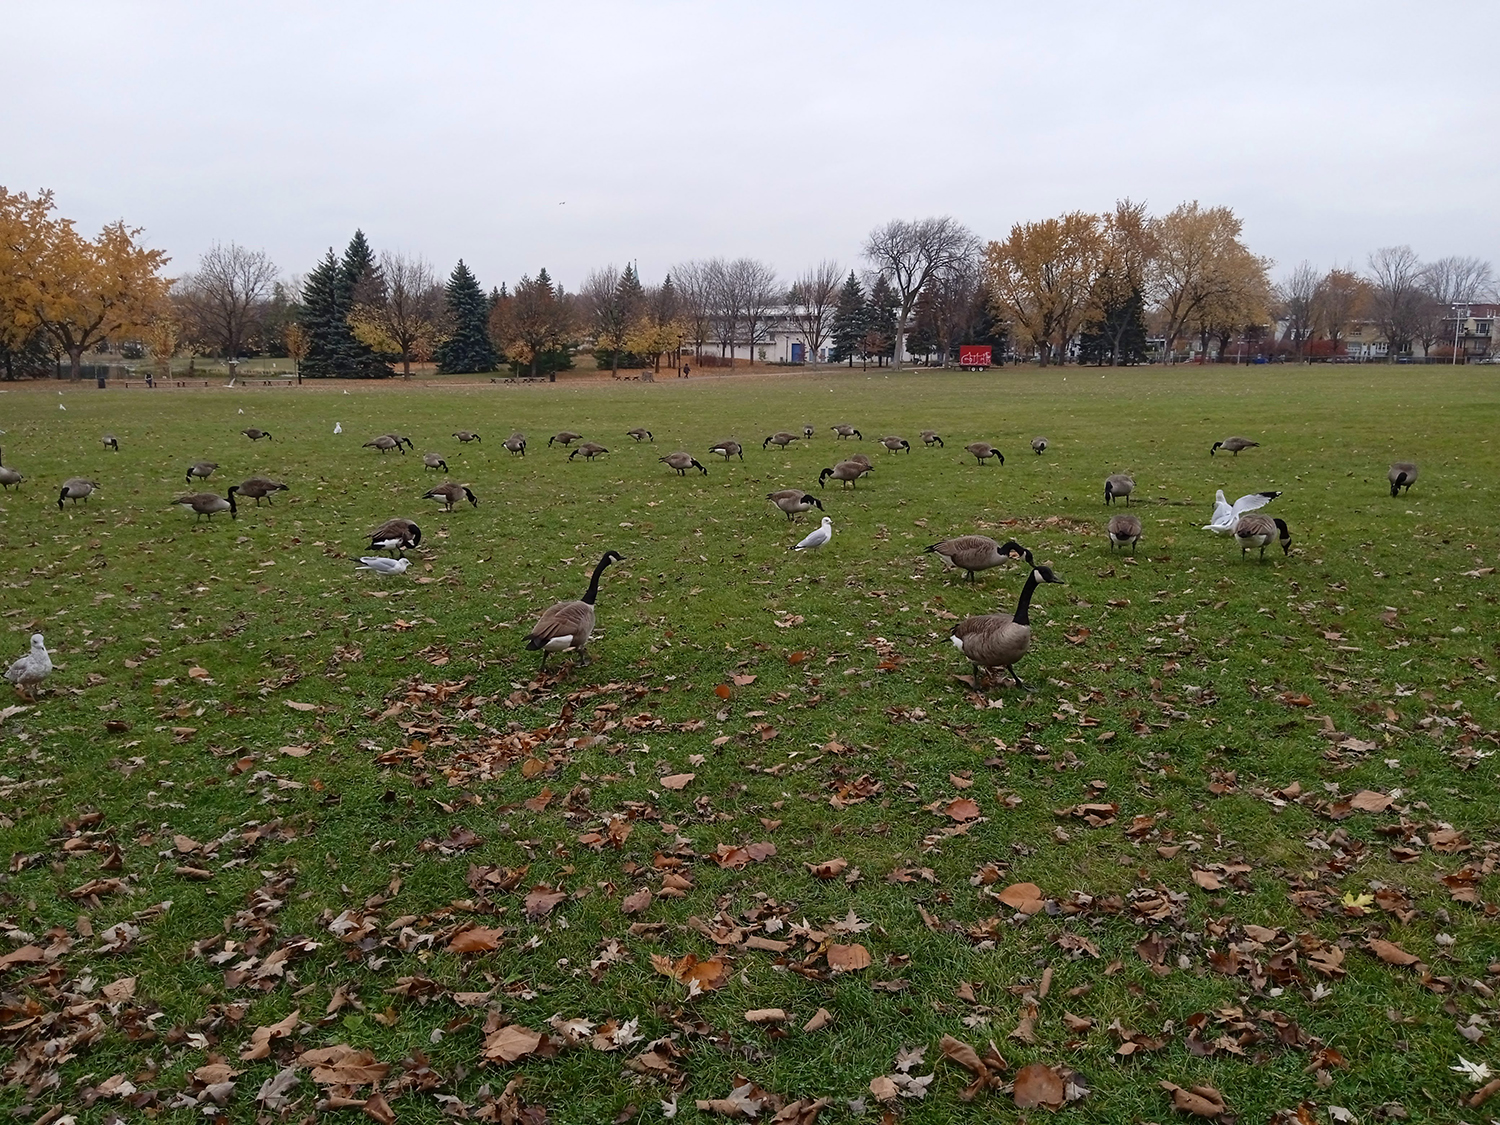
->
<box><xmin>1</xmin><ymin>365</ymin><xmax>1499</xmax><ymax>1123</ymax></box>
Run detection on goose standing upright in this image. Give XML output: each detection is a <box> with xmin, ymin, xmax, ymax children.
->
<box><xmin>4</xmin><ymin>634</ymin><xmax>51</xmax><ymax>700</ymax></box>
<box><xmin>526</xmin><ymin>551</ymin><xmax>623</xmax><ymax>671</ymax></box>
<box><xmin>949</xmin><ymin>562</ymin><xmax>1065</xmax><ymax>688</ymax></box>
<box><xmin>1203</xmin><ymin>489</ymin><xmax>1282</xmax><ymax>535</ymax></box>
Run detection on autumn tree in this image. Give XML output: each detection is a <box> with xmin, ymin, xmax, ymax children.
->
<box><xmin>582</xmin><ymin>264</ymin><xmax>644</xmax><ymax>376</ymax></box>
<box><xmin>829</xmin><ymin>272</ymin><xmax>866</xmax><ymax>366</ymax></box>
<box><xmin>788</xmin><ymin>260</ymin><xmax>841</xmax><ymax>365</ymax></box>
<box><xmin>142</xmin><ymin>315</ymin><xmax>181</xmax><ymax>379</ymax></box>
<box><xmin>435</xmin><ymin>260</ymin><xmax>498</xmax><ymax>373</ymax></box>
<box><xmin>984</xmin><ymin>211</ymin><xmax>1103</xmax><ymax>366</ymax></box>
<box><xmin>1148</xmin><ymin>202</ymin><xmax>1270</xmax><ymax>362</ymax></box>
<box><xmin>1084</xmin><ymin>200</ymin><xmax>1156</xmax><ymax>367</ymax></box>
<box><xmin>176</xmin><ymin>242</ymin><xmax>278</xmax><ymax>365</ymax></box>
<box><xmin>1314</xmin><ymin>268</ymin><xmax>1366</xmax><ymax>356</ymax></box>
<box><xmin>283</xmin><ymin>321</ymin><xmax>308</xmax><ymax>380</ymax></box>
<box><xmin>495</xmin><ymin>268</ymin><xmax>574</xmax><ymax>380</ymax></box>
<box><xmin>864</xmin><ymin>216</ymin><xmax>978</xmax><ymax>369</ymax></box>
<box><xmin>349</xmin><ymin>252</ymin><xmax>445</xmax><ymax>378</ymax></box>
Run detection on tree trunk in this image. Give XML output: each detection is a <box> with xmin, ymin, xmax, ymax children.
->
<box><xmin>893</xmin><ymin>316</ymin><xmax>906</xmax><ymax>371</ymax></box>
<box><xmin>68</xmin><ymin>346</ymin><xmax>84</xmax><ymax>381</ymax></box>
<box><xmin>402</xmin><ymin>349</ymin><xmax>412</xmax><ymax>379</ymax></box>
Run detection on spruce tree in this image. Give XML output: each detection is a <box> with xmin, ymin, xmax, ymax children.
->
<box><xmin>436</xmin><ymin>260</ymin><xmax>500</xmax><ymax>374</ymax></box>
<box><xmin>867</xmin><ymin>276</ymin><xmax>899</xmax><ymax>366</ymax></box>
<box><xmin>830</xmin><ymin>272</ymin><xmax>866</xmax><ymax>366</ymax></box>
<box><xmin>298</xmin><ymin>249</ymin><xmax>345</xmax><ymax>378</ymax></box>
<box><xmin>1079</xmin><ymin>283</ymin><xmax>1149</xmax><ymax>366</ymax></box>
<box><xmin>340</xmin><ymin>230</ymin><xmax>392</xmax><ymax>378</ymax></box>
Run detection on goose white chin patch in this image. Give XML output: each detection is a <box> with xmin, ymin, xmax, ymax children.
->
<box><xmin>543</xmin><ymin>636</ymin><xmax>574</xmax><ymax>653</ymax></box>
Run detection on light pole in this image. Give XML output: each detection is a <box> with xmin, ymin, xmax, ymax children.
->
<box><xmin>1452</xmin><ymin>304</ymin><xmax>1467</xmax><ymax>365</ymax></box>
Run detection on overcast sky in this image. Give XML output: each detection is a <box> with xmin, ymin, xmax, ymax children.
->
<box><xmin>6</xmin><ymin>1</ymin><xmax>1496</xmax><ymax>293</ymax></box>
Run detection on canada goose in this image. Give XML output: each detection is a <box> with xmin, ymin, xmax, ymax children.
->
<box><xmin>819</xmin><ymin>460</ymin><xmax>872</xmax><ymax>489</ymax></box>
<box><xmin>879</xmin><ymin>436</ymin><xmax>911</xmax><ymax>453</ymax></box>
<box><xmin>925</xmin><ymin>535</ymin><xmax>1028</xmax><ymax>582</ymax></box>
<box><xmin>1211</xmin><ymin>436</ymin><xmax>1258</xmax><ymax>457</ymax></box>
<box><xmin>4</xmin><ymin>634</ymin><xmax>51</xmax><ymax>701</ymax></box>
<box><xmin>763</xmin><ymin>431</ymin><xmax>797</xmax><ymax>449</ymax></box>
<box><xmin>423</xmin><ymin>482</ymin><xmax>479</xmax><ymax>510</ymax></box>
<box><xmin>173</xmin><ymin>490</ymin><xmax>236</xmax><ymax>521</ymax></box>
<box><xmin>626</xmin><ymin>428</ymin><xmax>654</xmax><ymax>442</ymax></box>
<box><xmin>368</xmin><ymin>518</ymin><xmax>421</xmax><ymax>554</ymax></box>
<box><xmin>802</xmin><ymin>424</ymin><xmax>816</xmax><ymax>439</ymax></box>
<box><xmin>1389</xmin><ymin>462</ymin><xmax>1418</xmax><ymax>497</ymax></box>
<box><xmin>831</xmin><ymin>424</ymin><xmax>862</xmax><ymax>440</ymax></box>
<box><xmin>845</xmin><ymin>452</ymin><xmax>874</xmax><ymax>470</ymax></box>
<box><xmin>504</xmin><ymin>434</ymin><xmax>527</xmax><ymax>456</ymax></box>
<box><xmin>709</xmin><ymin>439</ymin><xmax>743</xmax><ymax>461</ymax></box>
<box><xmin>767</xmin><ymin>489</ymin><xmax>824</xmax><ymax>520</ymax></box>
<box><xmin>235</xmin><ymin>477</ymin><xmax>288</xmax><ymax>505</ymax></box>
<box><xmin>660</xmin><ymin>452</ymin><xmax>708</xmax><ymax>476</ymax></box>
<box><xmin>965</xmin><ymin>442</ymin><xmax>1004</xmax><ymax>465</ymax></box>
<box><xmin>793</xmin><ymin>516</ymin><xmax>833</xmax><ymax>551</ymax></box>
<box><xmin>1106</xmin><ymin>514</ymin><xmax>1141</xmax><ymax>553</ymax></box>
<box><xmin>568</xmin><ymin>442</ymin><xmax>610</xmax><ymax>461</ymax></box>
<box><xmin>56</xmin><ymin>478</ymin><xmax>99</xmax><ymax>508</ymax></box>
<box><xmin>0</xmin><ymin>448</ymin><xmax>22</xmax><ymax>490</ymax></box>
<box><xmin>548</xmin><ymin>431</ymin><xmax>582</xmax><ymax>447</ymax></box>
<box><xmin>920</xmin><ymin>430</ymin><xmax>944</xmax><ymax>448</ymax></box>
<box><xmin>422</xmin><ymin>452</ymin><xmax>449</xmax><ymax>472</ymax></box>
<box><xmin>526</xmin><ymin>550</ymin><xmax>623</xmax><ymax>671</ymax></box>
<box><xmin>1103</xmin><ymin>473</ymin><xmax>1135</xmax><ymax>506</ymax></box>
<box><xmin>186</xmin><ymin>461</ymin><xmax>218</xmax><ymax>483</ymax></box>
<box><xmin>1234</xmin><ymin>513</ymin><xmax>1292</xmax><ymax>559</ymax></box>
<box><xmin>1032</xmin><ymin>437</ymin><xmax>1048</xmax><ymax>455</ymax></box>
<box><xmin>950</xmin><ymin>563</ymin><xmax>1065</xmax><ymax>688</ymax></box>
<box><xmin>241</xmin><ymin>428</ymin><xmax>273</xmax><ymax>441</ymax></box>
<box><xmin>453</xmin><ymin>431</ymin><xmax>482</xmax><ymax>443</ymax></box>
<box><xmin>363</xmin><ymin>435</ymin><xmax>405</xmax><ymax>454</ymax></box>
<box><xmin>1204</xmin><ymin>489</ymin><xmax>1282</xmax><ymax>535</ymax></box>
<box><xmin>383</xmin><ymin>433</ymin><xmax>415</xmax><ymax>449</ymax></box>
<box><xmin>101</xmin><ymin>434</ymin><xmax>119</xmax><ymax>451</ymax></box>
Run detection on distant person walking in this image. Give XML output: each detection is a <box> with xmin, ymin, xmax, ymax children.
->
<box><xmin>680</xmin><ymin>364</ymin><xmax>690</xmax><ymax>378</ymax></box>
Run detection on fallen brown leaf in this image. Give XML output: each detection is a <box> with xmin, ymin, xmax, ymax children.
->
<box><xmin>1013</xmin><ymin>1062</ymin><xmax>1065</xmax><ymax>1109</ymax></box>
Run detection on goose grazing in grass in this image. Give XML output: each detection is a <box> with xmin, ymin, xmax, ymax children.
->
<box><xmin>526</xmin><ymin>550</ymin><xmax>623</xmax><ymax>671</ymax></box>
<box><xmin>548</xmin><ymin>431</ymin><xmax>582</xmax><ymax>447</ymax></box>
<box><xmin>173</xmin><ymin>490</ymin><xmax>236</xmax><ymax>521</ymax></box>
<box><xmin>831</xmin><ymin>424</ymin><xmax>862</xmax><ymax>440</ymax></box>
<box><xmin>241</xmin><ymin>428</ymin><xmax>273</xmax><ymax>441</ymax></box>
<box><xmin>792</xmin><ymin>516</ymin><xmax>833</xmax><ymax>551</ymax></box>
<box><xmin>1107</xmin><ymin>514</ymin><xmax>1142</xmax><ymax>553</ymax></box>
<box><xmin>1203</xmin><ymin>489</ymin><xmax>1281</xmax><ymax>535</ymax></box>
<box><xmin>1389</xmin><ymin>462</ymin><xmax>1418</xmax><ymax>496</ymax></box>
<box><xmin>186</xmin><ymin>461</ymin><xmax>218</xmax><ymax>483</ymax></box>
<box><xmin>1104</xmin><ymin>473</ymin><xmax>1135</xmax><ymax>506</ymax></box>
<box><xmin>368</xmin><ymin>518</ymin><xmax>421</xmax><ymax>554</ymax></box>
<box><xmin>57</xmin><ymin>478</ymin><xmax>99</xmax><ymax>508</ymax></box>
<box><xmin>453</xmin><ymin>431</ymin><xmax>482</xmax><ymax>443</ymax></box>
<box><xmin>504</xmin><ymin>433</ymin><xmax>527</xmax><ymax>456</ymax></box>
<box><xmin>569</xmin><ymin>442</ymin><xmax>610</xmax><ymax>461</ymax></box>
<box><xmin>767</xmin><ymin>489</ymin><xmax>824</xmax><ymax>520</ymax></box>
<box><xmin>709</xmin><ymin>439</ymin><xmax>743</xmax><ymax>461</ymax></box>
<box><xmin>423</xmin><ymin>482</ymin><xmax>479</xmax><ymax>511</ymax></box>
<box><xmin>802</xmin><ymin>423</ymin><xmax>816</xmax><ymax>439</ymax></box>
<box><xmin>1211</xmin><ymin>436</ymin><xmax>1258</xmax><ymax>457</ymax></box>
<box><xmin>920</xmin><ymin>430</ymin><xmax>944</xmax><ymax>448</ymax></box>
<box><xmin>819</xmin><ymin>460</ymin><xmax>872</xmax><ymax>489</ymax></box>
<box><xmin>0</xmin><ymin>448</ymin><xmax>23</xmax><ymax>490</ymax></box>
<box><xmin>101</xmin><ymin>434</ymin><xmax>119</xmax><ymax>451</ymax></box>
<box><xmin>844</xmin><ymin>452</ymin><xmax>873</xmax><ymax>470</ymax></box>
<box><xmin>949</xmin><ymin>562</ymin><xmax>1065</xmax><ymax>689</ymax></box>
<box><xmin>356</xmin><ymin>557</ymin><xmax>411</xmax><ymax>575</ymax></box>
<box><xmin>626</xmin><ymin>428</ymin><xmax>654</xmax><ymax>442</ymax></box>
<box><xmin>660</xmin><ymin>452</ymin><xmax>708</xmax><ymax>476</ymax></box>
<box><xmin>763</xmin><ymin>431</ymin><xmax>797</xmax><ymax>449</ymax></box>
<box><xmin>364</xmin><ymin>435</ymin><xmax>405</xmax><ymax>454</ymax></box>
<box><xmin>879</xmin><ymin>436</ymin><xmax>911</xmax><ymax>453</ymax></box>
<box><xmin>925</xmin><ymin>535</ymin><xmax>1029</xmax><ymax>582</ymax></box>
<box><xmin>965</xmin><ymin>442</ymin><xmax>1004</xmax><ymax>465</ymax></box>
<box><xmin>4</xmin><ymin>634</ymin><xmax>51</xmax><ymax>700</ymax></box>
<box><xmin>1233</xmin><ymin>513</ymin><xmax>1292</xmax><ymax>559</ymax></box>
<box><xmin>423</xmin><ymin>452</ymin><xmax>449</xmax><ymax>472</ymax></box>
<box><xmin>1031</xmin><ymin>437</ymin><xmax>1049</xmax><ymax>455</ymax></box>
<box><xmin>384</xmin><ymin>433</ymin><xmax>415</xmax><ymax>449</ymax></box>
<box><xmin>235</xmin><ymin>477</ymin><xmax>288</xmax><ymax>505</ymax></box>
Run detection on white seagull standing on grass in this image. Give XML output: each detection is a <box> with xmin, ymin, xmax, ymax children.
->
<box><xmin>334</xmin><ymin>423</ymin><xmax>342</xmax><ymax>434</ymax></box>
<box><xmin>1204</xmin><ymin>489</ymin><xmax>1282</xmax><ymax>535</ymax></box>
<box><xmin>5</xmin><ymin>634</ymin><xmax>52</xmax><ymax>700</ymax></box>
<box><xmin>792</xmin><ymin>516</ymin><xmax>833</xmax><ymax>551</ymax></box>
<box><xmin>356</xmin><ymin>557</ymin><xmax>411</xmax><ymax>575</ymax></box>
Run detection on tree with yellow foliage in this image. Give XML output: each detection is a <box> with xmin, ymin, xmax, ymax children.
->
<box><xmin>1148</xmin><ymin>202</ymin><xmax>1269</xmax><ymax>362</ymax></box>
<box><xmin>142</xmin><ymin>315</ymin><xmax>181</xmax><ymax>380</ymax></box>
<box><xmin>983</xmin><ymin>211</ymin><xmax>1103</xmax><ymax>366</ymax></box>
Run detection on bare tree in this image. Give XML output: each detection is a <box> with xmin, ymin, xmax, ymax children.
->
<box><xmin>177</xmin><ymin>242</ymin><xmax>278</xmax><ymax>364</ymax></box>
<box><xmin>733</xmin><ymin>258</ymin><xmax>781</xmax><ymax>365</ymax></box>
<box><xmin>864</xmin><ymin>217</ymin><xmax>978</xmax><ymax>369</ymax></box>
<box><xmin>349</xmin><ymin>251</ymin><xmax>444</xmax><ymax>378</ymax></box>
<box><xmin>707</xmin><ymin>258</ymin><xmax>742</xmax><ymax>362</ymax></box>
<box><xmin>582</xmin><ymin>265</ymin><xmax>634</xmax><ymax>376</ymax></box>
<box><xmin>1275</xmin><ymin>261</ymin><xmax>1321</xmax><ymax>359</ymax></box>
<box><xmin>788</xmin><ymin>260</ymin><xmax>841</xmax><ymax>365</ymax></box>
<box><xmin>912</xmin><ymin>257</ymin><xmax>980</xmax><ymax>366</ymax></box>
<box><xmin>1366</xmin><ymin>246</ymin><xmax>1426</xmax><ymax>361</ymax></box>
<box><xmin>1422</xmin><ymin>255</ymin><xmax>1497</xmax><ymax>359</ymax></box>
<box><xmin>672</xmin><ymin>259</ymin><xmax>715</xmax><ymax>361</ymax></box>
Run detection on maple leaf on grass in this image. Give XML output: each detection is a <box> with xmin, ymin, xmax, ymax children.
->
<box><xmin>826</xmin><ymin>943</ymin><xmax>871</xmax><ymax>972</ymax></box>
<box><xmin>240</xmin><ymin>1009</ymin><xmax>299</xmax><ymax>1060</ymax></box>
<box><xmin>1013</xmin><ymin>1063</ymin><xmax>1066</xmax><ymax>1110</ymax></box>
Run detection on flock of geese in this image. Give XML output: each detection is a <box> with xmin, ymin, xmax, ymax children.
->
<box><xmin>1</xmin><ymin>422</ymin><xmax>1425</xmax><ymax>698</ymax></box>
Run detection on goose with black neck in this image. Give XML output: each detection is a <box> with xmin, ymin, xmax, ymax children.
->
<box><xmin>949</xmin><ymin>556</ymin><xmax>1064</xmax><ymax>689</ymax></box>
<box><xmin>526</xmin><ymin>551</ymin><xmax>624</xmax><ymax>672</ymax></box>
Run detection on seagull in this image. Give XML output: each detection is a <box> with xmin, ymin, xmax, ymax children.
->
<box><xmin>356</xmin><ymin>557</ymin><xmax>411</xmax><ymax>575</ymax></box>
<box><xmin>792</xmin><ymin>516</ymin><xmax>833</xmax><ymax>551</ymax></box>
<box><xmin>1204</xmin><ymin>489</ymin><xmax>1282</xmax><ymax>536</ymax></box>
<box><xmin>334</xmin><ymin>422</ymin><xmax>343</xmax><ymax>434</ymax></box>
<box><xmin>58</xmin><ymin>404</ymin><xmax>65</xmax><ymax>411</ymax></box>
<box><xmin>4</xmin><ymin>634</ymin><xmax>52</xmax><ymax>700</ymax></box>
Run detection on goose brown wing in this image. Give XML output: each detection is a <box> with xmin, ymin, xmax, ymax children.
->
<box><xmin>528</xmin><ymin>599</ymin><xmax>594</xmax><ymax>646</ymax></box>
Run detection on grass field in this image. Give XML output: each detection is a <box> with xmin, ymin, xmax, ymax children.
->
<box><xmin>2</xmin><ymin>365</ymin><xmax>1499</xmax><ymax>1123</ymax></box>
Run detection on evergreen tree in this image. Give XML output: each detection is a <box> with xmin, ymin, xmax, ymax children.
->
<box><xmin>340</xmin><ymin>230</ymin><xmax>392</xmax><ymax>378</ymax></box>
<box><xmin>436</xmin><ymin>260</ymin><xmax>500</xmax><ymax>373</ymax></box>
<box><xmin>866</xmin><ymin>276</ymin><xmax>899</xmax><ymax>366</ymax></box>
<box><xmin>967</xmin><ymin>281</ymin><xmax>1010</xmax><ymax>364</ymax></box>
<box><xmin>298</xmin><ymin>249</ymin><xmax>346</xmax><ymax>378</ymax></box>
<box><xmin>829</xmin><ymin>272</ymin><xmax>866</xmax><ymax>366</ymax></box>
<box><xmin>1078</xmin><ymin>283</ymin><xmax>1149</xmax><ymax>366</ymax></box>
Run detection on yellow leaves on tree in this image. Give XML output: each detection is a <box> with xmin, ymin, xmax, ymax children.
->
<box><xmin>983</xmin><ymin>211</ymin><xmax>1102</xmax><ymax>367</ymax></box>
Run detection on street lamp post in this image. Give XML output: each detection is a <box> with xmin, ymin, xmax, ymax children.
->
<box><xmin>1453</xmin><ymin>304</ymin><xmax>1467</xmax><ymax>365</ymax></box>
